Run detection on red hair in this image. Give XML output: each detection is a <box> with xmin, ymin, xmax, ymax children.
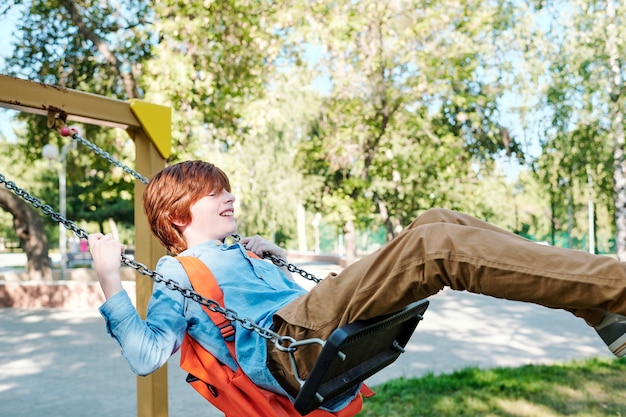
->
<box><xmin>143</xmin><ymin>160</ymin><xmax>231</xmax><ymax>254</ymax></box>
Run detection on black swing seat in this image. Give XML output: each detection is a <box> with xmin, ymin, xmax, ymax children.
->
<box><xmin>294</xmin><ymin>299</ymin><xmax>429</xmax><ymax>415</ymax></box>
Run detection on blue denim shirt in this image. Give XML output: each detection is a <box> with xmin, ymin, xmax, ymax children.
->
<box><xmin>99</xmin><ymin>240</ymin><xmax>308</xmax><ymax>396</ymax></box>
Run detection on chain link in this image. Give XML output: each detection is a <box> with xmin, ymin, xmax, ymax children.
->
<box><xmin>230</xmin><ymin>234</ymin><xmax>321</xmax><ymax>284</ymax></box>
<box><xmin>263</xmin><ymin>253</ymin><xmax>321</xmax><ymax>284</ymax></box>
<box><xmin>67</xmin><ymin>129</ymin><xmax>150</xmax><ymax>184</ymax></box>
<box><xmin>0</xmin><ymin>173</ymin><xmax>90</xmax><ymax>240</ymax></box>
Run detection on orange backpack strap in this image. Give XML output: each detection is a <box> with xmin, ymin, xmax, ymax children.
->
<box><xmin>177</xmin><ymin>256</ymin><xmax>235</xmax><ymax>341</ymax></box>
<box><xmin>177</xmin><ymin>251</ymin><xmax>262</xmax><ymax>344</ymax></box>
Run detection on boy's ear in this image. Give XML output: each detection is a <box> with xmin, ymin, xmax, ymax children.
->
<box><xmin>168</xmin><ymin>214</ymin><xmax>187</xmax><ymax>228</ymax></box>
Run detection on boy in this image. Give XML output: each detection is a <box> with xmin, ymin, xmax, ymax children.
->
<box><xmin>89</xmin><ymin>160</ymin><xmax>626</xmax><ymax>411</ymax></box>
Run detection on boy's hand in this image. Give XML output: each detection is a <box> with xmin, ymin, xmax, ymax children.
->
<box><xmin>88</xmin><ymin>233</ymin><xmax>124</xmax><ymax>299</ymax></box>
<box><xmin>240</xmin><ymin>235</ymin><xmax>287</xmax><ymax>260</ymax></box>
<box><xmin>241</xmin><ymin>235</ymin><xmax>294</xmax><ymax>282</ymax></box>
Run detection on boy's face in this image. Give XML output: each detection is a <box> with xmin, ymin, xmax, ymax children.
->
<box><xmin>184</xmin><ymin>188</ymin><xmax>237</xmax><ymax>243</ymax></box>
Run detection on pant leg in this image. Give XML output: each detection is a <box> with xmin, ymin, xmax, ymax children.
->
<box><xmin>268</xmin><ymin>208</ymin><xmax>626</xmax><ymax>394</ymax></box>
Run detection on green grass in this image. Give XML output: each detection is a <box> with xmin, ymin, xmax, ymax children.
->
<box><xmin>359</xmin><ymin>357</ymin><xmax>626</xmax><ymax>416</ymax></box>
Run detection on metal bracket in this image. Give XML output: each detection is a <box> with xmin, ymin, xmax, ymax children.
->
<box><xmin>47</xmin><ymin>110</ymin><xmax>68</xmax><ymax>129</ymax></box>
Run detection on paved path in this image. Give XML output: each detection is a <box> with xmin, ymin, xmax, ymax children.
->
<box><xmin>0</xmin><ymin>260</ymin><xmax>614</xmax><ymax>417</ymax></box>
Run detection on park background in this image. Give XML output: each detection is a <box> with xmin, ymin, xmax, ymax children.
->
<box><xmin>1</xmin><ymin>2</ymin><xmax>626</xmax><ymax>417</ymax></box>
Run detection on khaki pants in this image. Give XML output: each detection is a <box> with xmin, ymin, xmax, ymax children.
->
<box><xmin>268</xmin><ymin>208</ymin><xmax>626</xmax><ymax>395</ymax></box>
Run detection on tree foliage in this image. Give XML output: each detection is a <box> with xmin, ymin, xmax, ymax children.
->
<box><xmin>142</xmin><ymin>0</ymin><xmax>295</xmax><ymax>158</ymax></box>
<box><xmin>514</xmin><ymin>0</ymin><xmax>626</xmax><ymax>255</ymax></box>
<box><xmin>291</xmin><ymin>0</ymin><xmax>525</xmax><ymax>261</ymax></box>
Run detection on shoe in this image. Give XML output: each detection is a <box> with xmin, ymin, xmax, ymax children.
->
<box><xmin>594</xmin><ymin>312</ymin><xmax>626</xmax><ymax>357</ymax></box>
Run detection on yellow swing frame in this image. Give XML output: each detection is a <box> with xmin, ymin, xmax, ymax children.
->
<box><xmin>0</xmin><ymin>74</ymin><xmax>171</xmax><ymax>417</ymax></box>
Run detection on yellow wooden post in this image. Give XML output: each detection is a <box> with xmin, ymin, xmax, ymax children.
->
<box><xmin>0</xmin><ymin>74</ymin><xmax>172</xmax><ymax>417</ymax></box>
<box><xmin>128</xmin><ymin>100</ymin><xmax>170</xmax><ymax>417</ymax></box>
<box><xmin>131</xmin><ymin>128</ymin><xmax>168</xmax><ymax>417</ymax></box>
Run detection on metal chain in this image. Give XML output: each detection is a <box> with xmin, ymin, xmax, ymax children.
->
<box><xmin>50</xmin><ymin>117</ymin><xmax>347</xmax><ymax>383</ymax></box>
<box><xmin>66</xmin><ymin>129</ymin><xmax>150</xmax><ymax>184</ymax></box>
<box><xmin>263</xmin><ymin>253</ymin><xmax>321</xmax><ymax>284</ymax></box>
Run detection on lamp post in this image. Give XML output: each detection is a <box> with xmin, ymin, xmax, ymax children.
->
<box><xmin>43</xmin><ymin>141</ymin><xmax>75</xmax><ymax>280</ymax></box>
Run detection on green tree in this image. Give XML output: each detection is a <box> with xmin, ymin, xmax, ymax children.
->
<box><xmin>514</xmin><ymin>0</ymin><xmax>626</xmax><ymax>256</ymax></box>
<box><xmin>141</xmin><ymin>0</ymin><xmax>294</xmax><ymax>159</ymax></box>
<box><xmin>1</xmin><ymin>0</ymin><xmax>152</xmax><ymax>252</ymax></box>
<box><xmin>293</xmin><ymin>0</ymin><xmax>523</xmax><ymax>262</ymax></box>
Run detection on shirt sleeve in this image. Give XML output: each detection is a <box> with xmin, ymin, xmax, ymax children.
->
<box><xmin>98</xmin><ymin>265</ymin><xmax>189</xmax><ymax>376</ymax></box>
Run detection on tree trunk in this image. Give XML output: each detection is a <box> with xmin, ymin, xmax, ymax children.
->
<box><xmin>343</xmin><ymin>218</ymin><xmax>357</xmax><ymax>265</ymax></box>
<box><xmin>374</xmin><ymin>193</ymin><xmax>396</xmax><ymax>241</ymax></box>
<box><xmin>0</xmin><ymin>188</ymin><xmax>52</xmax><ymax>280</ymax></box>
